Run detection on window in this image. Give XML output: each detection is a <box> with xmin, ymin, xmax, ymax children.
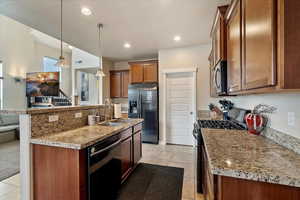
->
<box><xmin>0</xmin><ymin>61</ymin><xmax>3</xmax><ymax>109</ymax></box>
<box><xmin>43</xmin><ymin>57</ymin><xmax>61</xmax><ymax>73</ymax></box>
<box><xmin>43</xmin><ymin>57</ymin><xmax>62</xmax><ymax>83</ymax></box>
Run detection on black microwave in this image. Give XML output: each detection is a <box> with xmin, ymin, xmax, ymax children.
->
<box><xmin>213</xmin><ymin>61</ymin><xmax>227</xmax><ymax>95</ymax></box>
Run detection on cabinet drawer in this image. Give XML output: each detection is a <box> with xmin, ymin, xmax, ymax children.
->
<box><xmin>121</xmin><ymin>128</ymin><xmax>132</xmax><ymax>140</ymax></box>
<box><xmin>133</xmin><ymin>123</ymin><xmax>143</xmax><ymax>133</ymax></box>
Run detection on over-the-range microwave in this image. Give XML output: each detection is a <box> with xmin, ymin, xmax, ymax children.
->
<box><xmin>213</xmin><ymin>61</ymin><xmax>227</xmax><ymax>95</ymax></box>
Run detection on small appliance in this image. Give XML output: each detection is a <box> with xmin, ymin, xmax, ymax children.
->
<box><xmin>213</xmin><ymin>61</ymin><xmax>227</xmax><ymax>95</ymax></box>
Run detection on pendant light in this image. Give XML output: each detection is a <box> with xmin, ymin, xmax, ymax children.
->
<box><xmin>55</xmin><ymin>0</ymin><xmax>67</xmax><ymax>67</ymax></box>
<box><xmin>95</xmin><ymin>23</ymin><xmax>106</xmax><ymax>77</ymax></box>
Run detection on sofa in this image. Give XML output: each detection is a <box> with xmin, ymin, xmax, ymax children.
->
<box><xmin>0</xmin><ymin>113</ymin><xmax>19</xmax><ymax>144</ymax></box>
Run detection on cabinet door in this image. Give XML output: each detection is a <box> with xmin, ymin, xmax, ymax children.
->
<box><xmin>214</xmin><ymin>18</ymin><xmax>221</xmax><ymax>64</ymax></box>
<box><xmin>121</xmin><ymin>71</ymin><xmax>129</xmax><ymax>97</ymax></box>
<box><xmin>110</xmin><ymin>72</ymin><xmax>122</xmax><ymax>98</ymax></box>
<box><xmin>120</xmin><ymin>137</ymin><xmax>132</xmax><ymax>179</ymax></box>
<box><xmin>133</xmin><ymin>131</ymin><xmax>142</xmax><ymax>165</ymax></box>
<box><xmin>227</xmin><ymin>0</ymin><xmax>242</xmax><ymax>93</ymax></box>
<box><xmin>143</xmin><ymin>62</ymin><xmax>158</xmax><ymax>83</ymax></box>
<box><xmin>242</xmin><ymin>0</ymin><xmax>276</xmax><ymax>90</ymax></box>
<box><xmin>130</xmin><ymin>64</ymin><xmax>144</xmax><ymax>83</ymax></box>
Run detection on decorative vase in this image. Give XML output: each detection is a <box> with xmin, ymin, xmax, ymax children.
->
<box><xmin>245</xmin><ymin>113</ymin><xmax>265</xmax><ymax>135</ymax></box>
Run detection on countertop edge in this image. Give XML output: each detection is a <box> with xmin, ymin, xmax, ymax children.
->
<box><xmin>202</xmin><ymin>127</ymin><xmax>300</xmax><ymax>188</ymax></box>
<box><xmin>30</xmin><ymin>120</ymin><xmax>144</xmax><ymax>150</ymax></box>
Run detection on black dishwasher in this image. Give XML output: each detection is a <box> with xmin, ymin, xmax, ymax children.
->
<box><xmin>87</xmin><ymin>133</ymin><xmax>122</xmax><ymax>200</ymax></box>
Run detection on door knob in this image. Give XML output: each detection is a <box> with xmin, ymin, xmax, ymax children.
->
<box><xmin>190</xmin><ymin>112</ymin><xmax>193</xmax><ymax>115</ymax></box>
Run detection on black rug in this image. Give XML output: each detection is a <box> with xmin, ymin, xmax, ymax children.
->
<box><xmin>117</xmin><ymin>163</ymin><xmax>184</xmax><ymax>200</ymax></box>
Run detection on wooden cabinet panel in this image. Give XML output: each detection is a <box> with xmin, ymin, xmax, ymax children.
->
<box><xmin>133</xmin><ymin>131</ymin><xmax>142</xmax><ymax>165</ymax></box>
<box><xmin>110</xmin><ymin>72</ymin><xmax>122</xmax><ymax>98</ymax></box>
<box><xmin>143</xmin><ymin>62</ymin><xmax>158</xmax><ymax>83</ymax></box>
<box><xmin>211</xmin><ymin>6</ymin><xmax>228</xmax><ymax>66</ymax></box>
<box><xmin>33</xmin><ymin>145</ymin><xmax>87</xmax><ymax>200</ymax></box>
<box><xmin>130</xmin><ymin>64</ymin><xmax>144</xmax><ymax>83</ymax></box>
<box><xmin>110</xmin><ymin>70</ymin><xmax>129</xmax><ymax>98</ymax></box>
<box><xmin>242</xmin><ymin>0</ymin><xmax>276</xmax><ymax>90</ymax></box>
<box><xmin>210</xmin><ymin>66</ymin><xmax>218</xmax><ymax>98</ymax></box>
<box><xmin>122</xmin><ymin>71</ymin><xmax>129</xmax><ymax>97</ymax></box>
<box><xmin>120</xmin><ymin>136</ymin><xmax>132</xmax><ymax>179</ymax></box>
<box><xmin>227</xmin><ymin>0</ymin><xmax>242</xmax><ymax>93</ymax></box>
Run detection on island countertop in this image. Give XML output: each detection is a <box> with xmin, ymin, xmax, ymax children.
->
<box><xmin>31</xmin><ymin>119</ymin><xmax>144</xmax><ymax>150</ymax></box>
<box><xmin>202</xmin><ymin>128</ymin><xmax>300</xmax><ymax>188</ymax></box>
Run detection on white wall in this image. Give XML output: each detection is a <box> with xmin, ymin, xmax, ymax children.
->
<box><xmin>159</xmin><ymin>44</ymin><xmax>300</xmax><ymax>140</ymax></box>
<box><xmin>0</xmin><ymin>15</ymin><xmax>72</xmax><ymax>109</ymax></box>
<box><xmin>159</xmin><ymin>44</ymin><xmax>216</xmax><ymax>142</ymax></box>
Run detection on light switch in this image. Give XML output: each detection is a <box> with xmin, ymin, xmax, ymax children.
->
<box><xmin>49</xmin><ymin>115</ymin><xmax>59</xmax><ymax>122</ymax></box>
<box><xmin>288</xmin><ymin>112</ymin><xmax>295</xmax><ymax>126</ymax></box>
<box><xmin>75</xmin><ymin>112</ymin><xmax>82</xmax><ymax>118</ymax></box>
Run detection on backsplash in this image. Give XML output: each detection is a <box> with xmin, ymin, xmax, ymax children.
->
<box><xmin>30</xmin><ymin>106</ymin><xmax>108</xmax><ymax>137</ymax></box>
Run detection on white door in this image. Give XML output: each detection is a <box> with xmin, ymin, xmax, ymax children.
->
<box><xmin>166</xmin><ymin>72</ymin><xmax>195</xmax><ymax>145</ymax></box>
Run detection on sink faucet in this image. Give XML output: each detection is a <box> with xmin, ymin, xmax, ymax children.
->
<box><xmin>104</xmin><ymin>98</ymin><xmax>113</xmax><ymax>122</ymax></box>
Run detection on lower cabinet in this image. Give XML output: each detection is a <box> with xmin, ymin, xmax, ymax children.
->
<box><xmin>202</xmin><ymin>146</ymin><xmax>300</xmax><ymax>200</ymax></box>
<box><xmin>120</xmin><ymin>136</ymin><xmax>133</xmax><ymax>179</ymax></box>
<box><xmin>120</xmin><ymin>123</ymin><xmax>143</xmax><ymax>181</ymax></box>
<box><xmin>133</xmin><ymin>131</ymin><xmax>142</xmax><ymax>166</ymax></box>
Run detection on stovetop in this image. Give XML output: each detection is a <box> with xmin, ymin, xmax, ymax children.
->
<box><xmin>197</xmin><ymin>120</ymin><xmax>246</xmax><ymax>130</ymax></box>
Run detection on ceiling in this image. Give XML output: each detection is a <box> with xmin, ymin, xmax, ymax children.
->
<box><xmin>0</xmin><ymin>0</ymin><xmax>230</xmax><ymax>61</ymax></box>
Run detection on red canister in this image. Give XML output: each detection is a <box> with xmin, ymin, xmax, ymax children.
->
<box><xmin>245</xmin><ymin>113</ymin><xmax>264</xmax><ymax>135</ymax></box>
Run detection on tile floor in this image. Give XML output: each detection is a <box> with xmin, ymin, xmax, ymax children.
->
<box><xmin>0</xmin><ymin>143</ymin><xmax>204</xmax><ymax>200</ymax></box>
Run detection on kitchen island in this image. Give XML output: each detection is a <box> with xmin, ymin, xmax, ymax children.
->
<box><xmin>31</xmin><ymin>118</ymin><xmax>143</xmax><ymax>200</ymax></box>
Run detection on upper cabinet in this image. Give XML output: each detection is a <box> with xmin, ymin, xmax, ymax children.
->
<box><xmin>211</xmin><ymin>6</ymin><xmax>228</xmax><ymax>65</ymax></box>
<box><xmin>242</xmin><ymin>0</ymin><xmax>277</xmax><ymax>90</ymax></box>
<box><xmin>226</xmin><ymin>0</ymin><xmax>242</xmax><ymax>93</ymax></box>
<box><xmin>218</xmin><ymin>0</ymin><xmax>300</xmax><ymax>95</ymax></box>
<box><xmin>110</xmin><ymin>70</ymin><xmax>129</xmax><ymax>98</ymax></box>
<box><xmin>129</xmin><ymin>61</ymin><xmax>158</xmax><ymax>84</ymax></box>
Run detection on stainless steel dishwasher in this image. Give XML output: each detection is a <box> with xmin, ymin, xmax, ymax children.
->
<box><xmin>87</xmin><ymin>133</ymin><xmax>122</xmax><ymax>200</ymax></box>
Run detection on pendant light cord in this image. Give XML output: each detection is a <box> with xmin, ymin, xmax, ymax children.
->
<box><xmin>60</xmin><ymin>0</ymin><xmax>63</xmax><ymax>57</ymax></box>
<box><xmin>98</xmin><ymin>23</ymin><xmax>103</xmax><ymax>69</ymax></box>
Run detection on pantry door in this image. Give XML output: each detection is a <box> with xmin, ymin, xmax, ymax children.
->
<box><xmin>166</xmin><ymin>72</ymin><xmax>196</xmax><ymax>146</ymax></box>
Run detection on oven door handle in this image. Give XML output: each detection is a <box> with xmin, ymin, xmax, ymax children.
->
<box><xmin>90</xmin><ymin>138</ymin><xmax>122</xmax><ymax>157</ymax></box>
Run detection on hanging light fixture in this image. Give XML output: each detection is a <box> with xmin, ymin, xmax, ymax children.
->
<box><xmin>95</xmin><ymin>23</ymin><xmax>106</xmax><ymax>77</ymax></box>
<box><xmin>55</xmin><ymin>0</ymin><xmax>67</xmax><ymax>67</ymax></box>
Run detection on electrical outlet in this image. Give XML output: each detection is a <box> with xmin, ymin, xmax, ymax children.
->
<box><xmin>49</xmin><ymin>115</ymin><xmax>59</xmax><ymax>122</ymax></box>
<box><xmin>75</xmin><ymin>112</ymin><xmax>82</xmax><ymax>118</ymax></box>
<box><xmin>288</xmin><ymin>112</ymin><xmax>295</xmax><ymax>126</ymax></box>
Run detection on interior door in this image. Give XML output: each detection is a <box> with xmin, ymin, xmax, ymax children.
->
<box><xmin>166</xmin><ymin>72</ymin><xmax>195</xmax><ymax>146</ymax></box>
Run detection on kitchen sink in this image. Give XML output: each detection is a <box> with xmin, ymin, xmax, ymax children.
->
<box><xmin>99</xmin><ymin>122</ymin><xmax>123</xmax><ymax>127</ymax></box>
<box><xmin>113</xmin><ymin>119</ymin><xmax>133</xmax><ymax>123</ymax></box>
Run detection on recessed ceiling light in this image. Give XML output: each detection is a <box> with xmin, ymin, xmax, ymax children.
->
<box><xmin>81</xmin><ymin>7</ymin><xmax>92</xmax><ymax>16</ymax></box>
<box><xmin>174</xmin><ymin>35</ymin><xmax>181</xmax><ymax>42</ymax></box>
<box><xmin>124</xmin><ymin>43</ymin><xmax>131</xmax><ymax>48</ymax></box>
<box><xmin>68</xmin><ymin>45</ymin><xmax>73</xmax><ymax>50</ymax></box>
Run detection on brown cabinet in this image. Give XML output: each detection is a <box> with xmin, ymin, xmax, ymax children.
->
<box><xmin>226</xmin><ymin>0</ymin><xmax>242</xmax><ymax>93</ymax></box>
<box><xmin>242</xmin><ymin>0</ymin><xmax>277</xmax><ymax>90</ymax></box>
<box><xmin>211</xmin><ymin>6</ymin><xmax>228</xmax><ymax>65</ymax></box>
<box><xmin>110</xmin><ymin>70</ymin><xmax>129</xmax><ymax>98</ymax></box>
<box><xmin>120</xmin><ymin>135</ymin><xmax>133</xmax><ymax>179</ymax></box>
<box><xmin>129</xmin><ymin>61</ymin><xmax>158</xmax><ymax>83</ymax></box>
<box><xmin>133</xmin><ymin>131</ymin><xmax>142</xmax><ymax>165</ymax></box>
<box><xmin>210</xmin><ymin>66</ymin><xmax>218</xmax><ymax>98</ymax></box>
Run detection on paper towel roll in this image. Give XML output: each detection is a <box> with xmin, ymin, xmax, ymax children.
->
<box><xmin>114</xmin><ymin>104</ymin><xmax>122</xmax><ymax>119</ymax></box>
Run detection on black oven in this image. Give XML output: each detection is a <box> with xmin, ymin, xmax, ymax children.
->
<box><xmin>213</xmin><ymin>61</ymin><xmax>227</xmax><ymax>95</ymax></box>
<box><xmin>193</xmin><ymin>122</ymin><xmax>203</xmax><ymax>194</ymax></box>
<box><xmin>87</xmin><ymin>133</ymin><xmax>122</xmax><ymax>200</ymax></box>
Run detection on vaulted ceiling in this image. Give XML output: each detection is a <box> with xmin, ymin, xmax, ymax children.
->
<box><xmin>0</xmin><ymin>0</ymin><xmax>230</xmax><ymax>61</ymax></box>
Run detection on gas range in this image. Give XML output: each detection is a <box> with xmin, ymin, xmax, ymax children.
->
<box><xmin>197</xmin><ymin>119</ymin><xmax>246</xmax><ymax>130</ymax></box>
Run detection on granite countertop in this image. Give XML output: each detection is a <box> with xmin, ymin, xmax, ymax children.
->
<box><xmin>202</xmin><ymin>128</ymin><xmax>300</xmax><ymax>188</ymax></box>
<box><xmin>27</xmin><ymin>105</ymin><xmax>104</xmax><ymax>114</ymax></box>
<box><xmin>31</xmin><ymin>119</ymin><xmax>144</xmax><ymax>150</ymax></box>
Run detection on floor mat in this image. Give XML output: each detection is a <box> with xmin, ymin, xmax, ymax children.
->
<box><xmin>0</xmin><ymin>140</ymin><xmax>20</xmax><ymax>181</ymax></box>
<box><xmin>117</xmin><ymin>163</ymin><xmax>184</xmax><ymax>200</ymax></box>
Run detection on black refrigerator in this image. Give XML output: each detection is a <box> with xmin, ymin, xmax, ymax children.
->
<box><xmin>128</xmin><ymin>83</ymin><xmax>159</xmax><ymax>144</ymax></box>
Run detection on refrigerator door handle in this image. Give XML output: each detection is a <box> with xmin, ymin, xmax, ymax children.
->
<box><xmin>138</xmin><ymin>91</ymin><xmax>142</xmax><ymax>118</ymax></box>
